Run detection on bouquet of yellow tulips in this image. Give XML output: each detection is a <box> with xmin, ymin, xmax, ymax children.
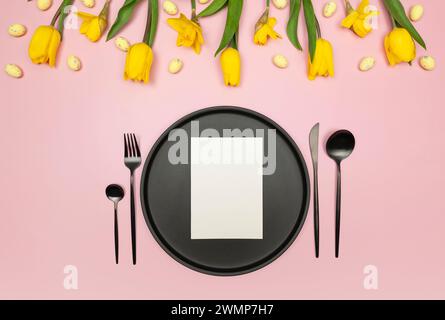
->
<box><xmin>23</xmin><ymin>0</ymin><xmax>434</xmax><ymax>86</ymax></box>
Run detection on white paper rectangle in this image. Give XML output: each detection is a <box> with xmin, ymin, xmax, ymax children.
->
<box><xmin>191</xmin><ymin>137</ymin><xmax>263</xmax><ymax>239</ymax></box>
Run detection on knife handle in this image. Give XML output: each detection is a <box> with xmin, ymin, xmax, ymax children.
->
<box><xmin>313</xmin><ymin>169</ymin><xmax>320</xmax><ymax>258</ymax></box>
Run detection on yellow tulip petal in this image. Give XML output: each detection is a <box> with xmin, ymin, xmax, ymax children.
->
<box><xmin>48</xmin><ymin>29</ymin><xmax>61</xmax><ymax>67</ymax></box>
<box><xmin>357</xmin><ymin>0</ymin><xmax>370</xmax><ymax>13</ymax></box>
<box><xmin>342</xmin><ymin>11</ymin><xmax>359</xmax><ymax>28</ymax></box>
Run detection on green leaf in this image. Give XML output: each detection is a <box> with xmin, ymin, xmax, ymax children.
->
<box><xmin>214</xmin><ymin>0</ymin><xmax>243</xmax><ymax>56</ymax></box>
<box><xmin>147</xmin><ymin>0</ymin><xmax>158</xmax><ymax>46</ymax></box>
<box><xmin>302</xmin><ymin>0</ymin><xmax>317</xmax><ymax>62</ymax></box>
<box><xmin>286</xmin><ymin>0</ymin><xmax>302</xmax><ymax>50</ymax></box>
<box><xmin>107</xmin><ymin>0</ymin><xmax>140</xmax><ymax>41</ymax></box>
<box><xmin>383</xmin><ymin>0</ymin><xmax>426</xmax><ymax>49</ymax></box>
<box><xmin>57</xmin><ymin>0</ymin><xmax>74</xmax><ymax>37</ymax></box>
<box><xmin>198</xmin><ymin>0</ymin><xmax>228</xmax><ymax>18</ymax></box>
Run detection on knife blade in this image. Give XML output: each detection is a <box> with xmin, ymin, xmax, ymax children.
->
<box><xmin>309</xmin><ymin>123</ymin><xmax>320</xmax><ymax>257</ymax></box>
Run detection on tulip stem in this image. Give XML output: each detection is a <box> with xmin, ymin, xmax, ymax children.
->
<box><xmin>229</xmin><ymin>33</ymin><xmax>238</xmax><ymax>50</ymax></box>
<box><xmin>191</xmin><ymin>0</ymin><xmax>197</xmax><ymax>21</ymax></box>
<box><xmin>143</xmin><ymin>1</ymin><xmax>152</xmax><ymax>44</ymax></box>
<box><xmin>50</xmin><ymin>1</ymin><xmax>65</xmax><ymax>26</ymax></box>
<box><xmin>344</xmin><ymin>0</ymin><xmax>354</xmax><ymax>14</ymax></box>
<box><xmin>266</xmin><ymin>0</ymin><xmax>270</xmax><ymax>8</ymax></box>
<box><xmin>315</xmin><ymin>15</ymin><xmax>321</xmax><ymax>38</ymax></box>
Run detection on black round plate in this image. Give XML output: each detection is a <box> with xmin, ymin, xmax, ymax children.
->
<box><xmin>140</xmin><ymin>106</ymin><xmax>310</xmax><ymax>276</ymax></box>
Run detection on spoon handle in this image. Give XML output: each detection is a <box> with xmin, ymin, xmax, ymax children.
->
<box><xmin>114</xmin><ymin>204</ymin><xmax>119</xmax><ymax>264</ymax></box>
<box><xmin>335</xmin><ymin>163</ymin><xmax>341</xmax><ymax>258</ymax></box>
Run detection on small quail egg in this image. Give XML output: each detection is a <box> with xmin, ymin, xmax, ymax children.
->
<box><xmin>82</xmin><ymin>0</ymin><xmax>95</xmax><ymax>8</ymax></box>
<box><xmin>8</xmin><ymin>24</ymin><xmax>27</xmax><ymax>37</ymax></box>
<box><xmin>67</xmin><ymin>55</ymin><xmax>82</xmax><ymax>71</ymax></box>
<box><xmin>37</xmin><ymin>0</ymin><xmax>53</xmax><ymax>11</ymax></box>
<box><xmin>410</xmin><ymin>4</ymin><xmax>424</xmax><ymax>22</ymax></box>
<box><xmin>163</xmin><ymin>1</ymin><xmax>178</xmax><ymax>15</ymax></box>
<box><xmin>323</xmin><ymin>2</ymin><xmax>337</xmax><ymax>18</ymax></box>
<box><xmin>168</xmin><ymin>58</ymin><xmax>183</xmax><ymax>74</ymax></box>
<box><xmin>359</xmin><ymin>56</ymin><xmax>376</xmax><ymax>72</ymax></box>
<box><xmin>115</xmin><ymin>36</ymin><xmax>131</xmax><ymax>52</ymax></box>
<box><xmin>5</xmin><ymin>64</ymin><xmax>23</xmax><ymax>79</ymax></box>
<box><xmin>272</xmin><ymin>0</ymin><xmax>288</xmax><ymax>9</ymax></box>
<box><xmin>419</xmin><ymin>56</ymin><xmax>435</xmax><ymax>71</ymax></box>
<box><xmin>272</xmin><ymin>54</ymin><xmax>288</xmax><ymax>69</ymax></box>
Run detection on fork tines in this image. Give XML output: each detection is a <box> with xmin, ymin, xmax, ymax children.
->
<box><xmin>124</xmin><ymin>133</ymin><xmax>141</xmax><ymax>158</ymax></box>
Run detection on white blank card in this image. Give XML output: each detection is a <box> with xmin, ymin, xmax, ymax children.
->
<box><xmin>191</xmin><ymin>137</ymin><xmax>263</xmax><ymax>239</ymax></box>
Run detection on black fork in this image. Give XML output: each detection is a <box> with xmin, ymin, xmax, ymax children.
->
<box><xmin>124</xmin><ymin>133</ymin><xmax>142</xmax><ymax>265</ymax></box>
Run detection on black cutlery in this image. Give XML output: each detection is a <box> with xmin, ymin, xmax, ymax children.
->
<box><xmin>124</xmin><ymin>133</ymin><xmax>142</xmax><ymax>265</ymax></box>
<box><xmin>106</xmin><ymin>184</ymin><xmax>125</xmax><ymax>264</ymax></box>
<box><xmin>309</xmin><ymin>123</ymin><xmax>320</xmax><ymax>258</ymax></box>
<box><xmin>326</xmin><ymin>130</ymin><xmax>355</xmax><ymax>258</ymax></box>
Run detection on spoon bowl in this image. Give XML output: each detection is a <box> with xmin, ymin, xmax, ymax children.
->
<box><xmin>106</xmin><ymin>184</ymin><xmax>124</xmax><ymax>264</ymax></box>
<box><xmin>106</xmin><ymin>184</ymin><xmax>125</xmax><ymax>204</ymax></box>
<box><xmin>326</xmin><ymin>130</ymin><xmax>355</xmax><ymax>164</ymax></box>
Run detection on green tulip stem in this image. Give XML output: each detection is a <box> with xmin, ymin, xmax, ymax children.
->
<box><xmin>50</xmin><ymin>1</ymin><xmax>65</xmax><ymax>26</ymax></box>
<box><xmin>143</xmin><ymin>0</ymin><xmax>152</xmax><ymax>44</ymax></box>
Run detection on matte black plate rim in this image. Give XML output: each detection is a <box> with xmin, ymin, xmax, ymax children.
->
<box><xmin>140</xmin><ymin>106</ymin><xmax>310</xmax><ymax>276</ymax></box>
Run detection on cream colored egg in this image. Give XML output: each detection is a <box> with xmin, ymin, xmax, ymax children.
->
<box><xmin>37</xmin><ymin>0</ymin><xmax>53</xmax><ymax>11</ymax></box>
<box><xmin>168</xmin><ymin>58</ymin><xmax>183</xmax><ymax>74</ymax></box>
<box><xmin>272</xmin><ymin>54</ymin><xmax>288</xmax><ymax>69</ymax></box>
<box><xmin>359</xmin><ymin>56</ymin><xmax>375</xmax><ymax>71</ymax></box>
<box><xmin>410</xmin><ymin>4</ymin><xmax>424</xmax><ymax>22</ymax></box>
<box><xmin>419</xmin><ymin>56</ymin><xmax>435</xmax><ymax>71</ymax></box>
<box><xmin>323</xmin><ymin>2</ymin><xmax>337</xmax><ymax>18</ymax></box>
<box><xmin>115</xmin><ymin>36</ymin><xmax>131</xmax><ymax>52</ymax></box>
<box><xmin>5</xmin><ymin>64</ymin><xmax>23</xmax><ymax>79</ymax></box>
<box><xmin>163</xmin><ymin>1</ymin><xmax>178</xmax><ymax>15</ymax></box>
<box><xmin>8</xmin><ymin>24</ymin><xmax>27</xmax><ymax>37</ymax></box>
<box><xmin>198</xmin><ymin>0</ymin><xmax>209</xmax><ymax>4</ymax></box>
<box><xmin>67</xmin><ymin>55</ymin><xmax>82</xmax><ymax>71</ymax></box>
<box><xmin>82</xmin><ymin>0</ymin><xmax>95</xmax><ymax>8</ymax></box>
<box><xmin>272</xmin><ymin>0</ymin><xmax>288</xmax><ymax>9</ymax></box>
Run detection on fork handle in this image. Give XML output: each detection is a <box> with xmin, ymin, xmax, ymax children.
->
<box><xmin>130</xmin><ymin>173</ymin><xmax>137</xmax><ymax>265</ymax></box>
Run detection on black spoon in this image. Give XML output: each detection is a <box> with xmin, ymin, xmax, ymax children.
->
<box><xmin>326</xmin><ymin>130</ymin><xmax>355</xmax><ymax>258</ymax></box>
<box><xmin>106</xmin><ymin>184</ymin><xmax>125</xmax><ymax>264</ymax></box>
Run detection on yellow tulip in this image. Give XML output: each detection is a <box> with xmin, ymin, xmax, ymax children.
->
<box><xmin>341</xmin><ymin>0</ymin><xmax>379</xmax><ymax>38</ymax></box>
<box><xmin>77</xmin><ymin>0</ymin><xmax>110</xmax><ymax>42</ymax></box>
<box><xmin>167</xmin><ymin>13</ymin><xmax>204</xmax><ymax>54</ymax></box>
<box><xmin>307</xmin><ymin>39</ymin><xmax>334</xmax><ymax>80</ymax></box>
<box><xmin>28</xmin><ymin>25</ymin><xmax>61</xmax><ymax>67</ymax></box>
<box><xmin>254</xmin><ymin>17</ymin><xmax>282</xmax><ymax>45</ymax></box>
<box><xmin>220</xmin><ymin>47</ymin><xmax>241</xmax><ymax>87</ymax></box>
<box><xmin>384</xmin><ymin>28</ymin><xmax>416</xmax><ymax>66</ymax></box>
<box><xmin>124</xmin><ymin>43</ymin><xmax>154</xmax><ymax>83</ymax></box>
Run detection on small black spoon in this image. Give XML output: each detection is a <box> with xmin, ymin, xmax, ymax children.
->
<box><xmin>326</xmin><ymin>130</ymin><xmax>355</xmax><ymax>258</ymax></box>
<box><xmin>106</xmin><ymin>184</ymin><xmax>125</xmax><ymax>264</ymax></box>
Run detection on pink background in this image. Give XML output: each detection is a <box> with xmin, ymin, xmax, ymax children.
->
<box><xmin>1</xmin><ymin>0</ymin><xmax>444</xmax><ymax>299</ymax></box>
